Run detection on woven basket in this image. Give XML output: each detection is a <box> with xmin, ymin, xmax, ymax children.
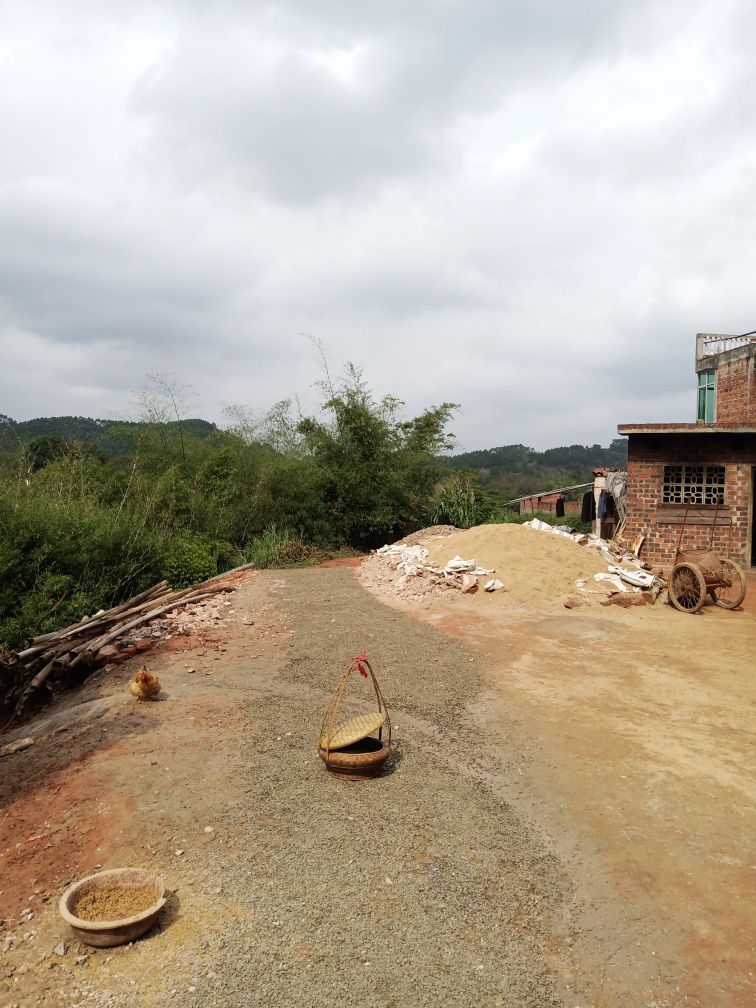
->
<box><xmin>318</xmin><ymin>656</ymin><xmax>391</xmax><ymax>780</ymax></box>
<box><xmin>319</xmin><ymin>711</ymin><xmax>386</xmax><ymax>751</ymax></box>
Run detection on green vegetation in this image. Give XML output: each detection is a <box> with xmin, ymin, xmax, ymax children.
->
<box><xmin>1</xmin><ymin>368</ymin><xmax>619</xmax><ymax>650</ymax></box>
<box><xmin>161</xmin><ymin>537</ymin><xmax>219</xmax><ymax>589</ymax></box>
<box><xmin>244</xmin><ymin>526</ymin><xmax>318</xmax><ymax>569</ymax></box>
<box><xmin>427</xmin><ymin>471</ymin><xmax>594</xmax><ymax>533</ymax></box>
<box><xmin>430</xmin><ymin>473</ymin><xmax>479</xmax><ymax>528</ymax></box>
<box><xmin>0</xmin><ymin>370</ymin><xmax>456</xmax><ymax>649</ymax></box>
<box><xmin>440</xmin><ymin>440</ymin><xmax>627</xmax><ymax>500</ymax></box>
<box><xmin>0</xmin><ymin>412</ymin><xmax>218</xmax><ymax>455</ymax></box>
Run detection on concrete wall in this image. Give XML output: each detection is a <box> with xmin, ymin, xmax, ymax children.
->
<box><xmin>623</xmin><ymin>432</ymin><xmax>755</xmax><ymax>567</ymax></box>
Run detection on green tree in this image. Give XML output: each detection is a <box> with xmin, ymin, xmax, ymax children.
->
<box><xmin>297</xmin><ymin>366</ymin><xmax>457</xmax><ymax>548</ymax></box>
<box><xmin>26</xmin><ymin>437</ymin><xmax>68</xmax><ymax>472</ymax></box>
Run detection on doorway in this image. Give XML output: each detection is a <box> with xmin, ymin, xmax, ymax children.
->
<box><xmin>751</xmin><ymin>468</ymin><xmax>756</xmax><ymax>568</ymax></box>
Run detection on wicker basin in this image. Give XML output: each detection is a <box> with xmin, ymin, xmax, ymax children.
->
<box><xmin>59</xmin><ymin>868</ymin><xmax>166</xmax><ymax>948</ymax></box>
<box><xmin>319</xmin><ymin>736</ymin><xmax>390</xmax><ymax>780</ymax></box>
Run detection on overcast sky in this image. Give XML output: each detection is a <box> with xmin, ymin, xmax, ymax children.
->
<box><xmin>1</xmin><ymin>1</ymin><xmax>754</xmax><ymax>450</ymax></box>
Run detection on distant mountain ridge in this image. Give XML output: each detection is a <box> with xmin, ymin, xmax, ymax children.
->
<box><xmin>0</xmin><ymin>414</ymin><xmax>219</xmax><ymax>452</ymax></box>
<box><xmin>0</xmin><ymin>414</ymin><xmax>627</xmax><ymax>500</ymax></box>
<box><xmin>441</xmin><ymin>439</ymin><xmax>627</xmax><ymax>500</ymax></box>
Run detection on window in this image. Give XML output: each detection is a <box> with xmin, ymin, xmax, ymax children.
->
<box><xmin>697</xmin><ymin>369</ymin><xmax>716</xmax><ymax>422</ymax></box>
<box><xmin>662</xmin><ymin>465</ymin><xmax>725</xmax><ymax>505</ymax></box>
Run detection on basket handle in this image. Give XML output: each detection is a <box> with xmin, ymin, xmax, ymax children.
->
<box><xmin>319</xmin><ymin>654</ymin><xmax>392</xmax><ymax>758</ymax></box>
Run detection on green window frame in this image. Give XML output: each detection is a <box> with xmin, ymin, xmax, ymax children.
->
<box><xmin>697</xmin><ymin>369</ymin><xmax>716</xmax><ymax>422</ymax></box>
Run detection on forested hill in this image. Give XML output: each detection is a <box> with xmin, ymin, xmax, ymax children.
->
<box><xmin>0</xmin><ymin>402</ymin><xmax>626</xmax><ymax>649</ymax></box>
<box><xmin>0</xmin><ymin>414</ymin><xmax>219</xmax><ymax>452</ymax></box>
<box><xmin>0</xmin><ymin>413</ymin><xmax>627</xmax><ymax>499</ymax></box>
<box><xmin>441</xmin><ymin>439</ymin><xmax>628</xmax><ymax>499</ymax></box>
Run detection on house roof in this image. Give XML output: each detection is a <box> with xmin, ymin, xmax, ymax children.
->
<box><xmin>617</xmin><ymin>423</ymin><xmax>756</xmax><ymax>436</ymax></box>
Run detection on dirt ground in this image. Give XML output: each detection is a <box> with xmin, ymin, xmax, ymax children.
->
<box><xmin>1</xmin><ymin>564</ymin><xmax>754</xmax><ymax>1007</ymax></box>
<box><xmin>357</xmin><ymin>562</ymin><xmax>756</xmax><ymax>1007</ymax></box>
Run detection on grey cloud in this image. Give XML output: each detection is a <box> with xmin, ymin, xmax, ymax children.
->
<box><xmin>1</xmin><ymin>1</ymin><xmax>754</xmax><ymax>451</ymax></box>
<box><xmin>134</xmin><ymin>0</ymin><xmax>657</xmax><ymax>203</ymax></box>
<box><xmin>0</xmin><ymin>185</ymin><xmax>255</xmax><ymax>349</ymax></box>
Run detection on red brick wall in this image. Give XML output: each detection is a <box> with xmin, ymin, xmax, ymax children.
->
<box><xmin>715</xmin><ymin>354</ymin><xmax>756</xmax><ymax>424</ymax></box>
<box><xmin>519</xmin><ymin>494</ymin><xmax>581</xmax><ymax>515</ymax></box>
<box><xmin>623</xmin><ymin>433</ymin><xmax>755</xmax><ymax>567</ymax></box>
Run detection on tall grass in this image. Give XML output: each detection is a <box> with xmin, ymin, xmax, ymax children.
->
<box><xmin>430</xmin><ymin>483</ymin><xmax>478</xmax><ymax>528</ymax></box>
<box><xmin>0</xmin><ymin>482</ymin><xmax>168</xmax><ymax>648</ymax></box>
<box><xmin>243</xmin><ymin>525</ymin><xmax>316</xmax><ymax>569</ymax></box>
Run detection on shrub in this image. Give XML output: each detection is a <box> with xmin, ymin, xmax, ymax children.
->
<box><xmin>161</xmin><ymin>538</ymin><xmax>218</xmax><ymax>589</ymax></box>
<box><xmin>0</xmin><ymin>371</ymin><xmax>460</xmax><ymax>644</ymax></box>
<box><xmin>0</xmin><ymin>486</ymin><xmax>167</xmax><ymax>649</ymax></box>
<box><xmin>244</xmin><ymin>525</ymin><xmax>316</xmax><ymax>569</ymax></box>
<box><xmin>297</xmin><ymin>366</ymin><xmax>457</xmax><ymax>548</ymax></box>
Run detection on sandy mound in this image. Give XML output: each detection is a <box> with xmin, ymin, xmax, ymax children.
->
<box><xmin>396</xmin><ymin>524</ymin><xmax>459</xmax><ymax>546</ymax></box>
<box><xmin>360</xmin><ymin>523</ymin><xmax>613</xmax><ymax>611</ymax></box>
<box><xmin>423</xmin><ymin>524</ymin><xmax>609</xmax><ymax>607</ymax></box>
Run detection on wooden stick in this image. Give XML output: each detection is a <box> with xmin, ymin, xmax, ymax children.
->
<box><xmin>19</xmin><ymin>588</ymin><xmax>178</xmax><ymax>662</ymax></box>
<box><xmin>82</xmin><ymin>584</ymin><xmax>231</xmax><ymax>654</ymax></box>
<box><xmin>23</xmin><ymin>581</ymin><xmax>169</xmax><ymax>650</ymax></box>
<box><xmin>64</xmin><ymin>596</ymin><xmax>187</xmax><ymax>658</ymax></box>
<box><xmin>33</xmin><ymin>636</ymin><xmax>90</xmax><ymax>666</ymax></box>
<box><xmin>7</xmin><ymin>659</ymin><xmax>57</xmax><ymax>724</ymax></box>
<box><xmin>3</xmin><ymin>566</ymin><xmax>249</xmax><ymax>724</ymax></box>
<box><xmin>197</xmin><ymin>561</ymin><xmax>256</xmax><ymax>586</ymax></box>
<box><xmin>19</xmin><ymin>563</ymin><xmax>249</xmax><ymax>656</ymax></box>
<box><xmin>85</xmin><ymin>587</ymin><xmax>231</xmax><ymax>656</ymax></box>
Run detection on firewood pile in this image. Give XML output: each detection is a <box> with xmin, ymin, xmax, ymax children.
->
<box><xmin>0</xmin><ymin>564</ymin><xmax>253</xmax><ymax>727</ymax></box>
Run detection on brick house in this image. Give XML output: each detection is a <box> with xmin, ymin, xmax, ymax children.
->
<box><xmin>518</xmin><ymin>491</ymin><xmax>581</xmax><ymax>515</ymax></box>
<box><xmin>618</xmin><ymin>333</ymin><xmax>756</xmax><ymax>569</ymax></box>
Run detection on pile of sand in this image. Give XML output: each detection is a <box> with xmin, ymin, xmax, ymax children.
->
<box><xmin>359</xmin><ymin>522</ymin><xmax>615</xmax><ymax>611</ymax></box>
<box><xmin>422</xmin><ymin>524</ymin><xmax>609</xmax><ymax>608</ymax></box>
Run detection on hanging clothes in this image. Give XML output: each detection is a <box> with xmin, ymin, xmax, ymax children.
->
<box><xmin>555</xmin><ymin>494</ymin><xmax>565</xmax><ymax>518</ymax></box>
<box><xmin>581</xmin><ymin>491</ymin><xmax>596</xmax><ymax>522</ymax></box>
<box><xmin>597</xmin><ymin>490</ymin><xmax>608</xmax><ymax>519</ymax></box>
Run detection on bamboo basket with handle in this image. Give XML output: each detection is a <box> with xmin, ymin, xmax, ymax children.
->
<box><xmin>318</xmin><ymin>655</ymin><xmax>392</xmax><ymax>780</ymax></box>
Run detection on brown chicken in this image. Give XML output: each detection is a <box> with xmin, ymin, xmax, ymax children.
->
<box><xmin>128</xmin><ymin>666</ymin><xmax>161</xmax><ymax>700</ymax></box>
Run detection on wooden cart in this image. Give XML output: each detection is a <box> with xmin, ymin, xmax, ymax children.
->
<box><xmin>667</xmin><ymin>505</ymin><xmax>747</xmax><ymax>613</ymax></box>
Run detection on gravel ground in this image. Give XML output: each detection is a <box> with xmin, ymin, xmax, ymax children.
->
<box><xmin>1</xmin><ymin>569</ymin><xmax>581</xmax><ymax>1008</ymax></box>
<box><xmin>279</xmin><ymin>567</ymin><xmax>479</xmax><ymax>732</ymax></box>
<box><xmin>8</xmin><ymin>564</ymin><xmax>752</xmax><ymax>1006</ymax></box>
<box><xmin>162</xmin><ymin>569</ymin><xmax>576</xmax><ymax>1008</ymax></box>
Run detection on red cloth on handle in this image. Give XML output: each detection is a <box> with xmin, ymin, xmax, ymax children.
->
<box><xmin>351</xmin><ymin>653</ymin><xmax>370</xmax><ymax>677</ymax></box>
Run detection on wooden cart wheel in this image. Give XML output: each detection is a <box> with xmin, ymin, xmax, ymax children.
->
<box><xmin>669</xmin><ymin>562</ymin><xmax>706</xmax><ymax>612</ymax></box>
<box><xmin>710</xmin><ymin>558</ymin><xmax>746</xmax><ymax>609</ymax></box>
